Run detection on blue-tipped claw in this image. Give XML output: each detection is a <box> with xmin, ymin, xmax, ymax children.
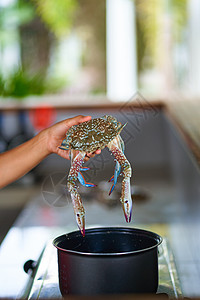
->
<box><xmin>108</xmin><ymin>175</ymin><xmax>114</xmax><ymax>183</ymax></box>
<box><xmin>108</xmin><ymin>161</ymin><xmax>121</xmax><ymax>195</ymax></box>
<box><xmin>109</xmin><ymin>184</ymin><xmax>115</xmax><ymax>196</ymax></box>
<box><xmin>78</xmin><ymin>172</ymin><xmax>97</xmax><ymax>187</ymax></box>
<box><xmin>80</xmin><ymin>167</ymin><xmax>90</xmax><ymax>171</ymax></box>
<box><xmin>59</xmin><ymin>146</ymin><xmax>68</xmax><ymax>150</ymax></box>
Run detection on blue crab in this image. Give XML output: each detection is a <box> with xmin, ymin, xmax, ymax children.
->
<box><xmin>60</xmin><ymin>115</ymin><xmax>132</xmax><ymax>236</ymax></box>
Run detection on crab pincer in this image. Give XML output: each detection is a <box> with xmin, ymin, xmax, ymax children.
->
<box><xmin>108</xmin><ymin>139</ymin><xmax>132</xmax><ymax>223</ymax></box>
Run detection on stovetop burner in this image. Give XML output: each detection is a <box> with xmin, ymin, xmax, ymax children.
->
<box><xmin>24</xmin><ymin>238</ymin><xmax>182</xmax><ymax>299</ymax></box>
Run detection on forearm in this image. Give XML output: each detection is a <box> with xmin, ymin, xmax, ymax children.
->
<box><xmin>0</xmin><ymin>130</ymin><xmax>50</xmax><ymax>188</ymax></box>
<box><xmin>0</xmin><ymin>116</ymin><xmax>96</xmax><ymax>189</ymax></box>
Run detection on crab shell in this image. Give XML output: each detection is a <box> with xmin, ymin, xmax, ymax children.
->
<box><xmin>60</xmin><ymin>115</ymin><xmax>126</xmax><ymax>153</ymax></box>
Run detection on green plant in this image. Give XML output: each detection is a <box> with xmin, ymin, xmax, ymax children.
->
<box><xmin>45</xmin><ymin>76</ymin><xmax>68</xmax><ymax>94</ymax></box>
<box><xmin>5</xmin><ymin>69</ymin><xmax>46</xmax><ymax>97</ymax></box>
<box><xmin>171</xmin><ymin>0</ymin><xmax>188</xmax><ymax>42</ymax></box>
<box><xmin>0</xmin><ymin>74</ymin><xmax>5</xmax><ymax>96</ymax></box>
<box><xmin>0</xmin><ymin>68</ymin><xmax>67</xmax><ymax>98</ymax></box>
<box><xmin>135</xmin><ymin>0</ymin><xmax>162</xmax><ymax>72</ymax></box>
<box><xmin>33</xmin><ymin>0</ymin><xmax>78</xmax><ymax>37</ymax></box>
<box><xmin>134</xmin><ymin>0</ymin><xmax>188</xmax><ymax>73</ymax></box>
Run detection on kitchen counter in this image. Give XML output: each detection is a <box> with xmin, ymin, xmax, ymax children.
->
<box><xmin>0</xmin><ymin>185</ymin><xmax>41</xmax><ymax>244</ymax></box>
<box><xmin>0</xmin><ymin>191</ymin><xmax>200</xmax><ymax>298</ymax></box>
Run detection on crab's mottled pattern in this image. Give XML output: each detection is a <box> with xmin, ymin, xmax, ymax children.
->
<box><xmin>61</xmin><ymin>115</ymin><xmax>124</xmax><ymax>153</ymax></box>
<box><xmin>60</xmin><ymin>115</ymin><xmax>132</xmax><ymax>236</ymax></box>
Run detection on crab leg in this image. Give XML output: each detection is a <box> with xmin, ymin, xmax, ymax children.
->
<box><xmin>68</xmin><ymin>151</ymin><xmax>87</xmax><ymax>236</ymax></box>
<box><xmin>70</xmin><ymin>152</ymin><xmax>95</xmax><ymax>188</ymax></box>
<box><xmin>108</xmin><ymin>161</ymin><xmax>121</xmax><ymax>195</ymax></box>
<box><xmin>108</xmin><ymin>138</ymin><xmax>132</xmax><ymax>222</ymax></box>
<box><xmin>108</xmin><ymin>135</ymin><xmax>125</xmax><ymax>195</ymax></box>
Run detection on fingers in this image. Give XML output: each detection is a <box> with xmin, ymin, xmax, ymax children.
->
<box><xmin>57</xmin><ymin>148</ymin><xmax>71</xmax><ymax>160</ymax></box>
<box><xmin>94</xmin><ymin>149</ymin><xmax>101</xmax><ymax>155</ymax></box>
<box><xmin>64</xmin><ymin>115</ymin><xmax>92</xmax><ymax>131</ymax></box>
<box><xmin>56</xmin><ymin>115</ymin><xmax>102</xmax><ymax>162</ymax></box>
<box><xmin>58</xmin><ymin>148</ymin><xmax>101</xmax><ymax>162</ymax></box>
<box><xmin>84</xmin><ymin>149</ymin><xmax>101</xmax><ymax>162</ymax></box>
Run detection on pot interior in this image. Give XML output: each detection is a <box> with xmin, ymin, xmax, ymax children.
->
<box><xmin>53</xmin><ymin>227</ymin><xmax>162</xmax><ymax>255</ymax></box>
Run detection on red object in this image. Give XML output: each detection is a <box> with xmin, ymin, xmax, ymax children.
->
<box><xmin>30</xmin><ymin>105</ymin><xmax>56</xmax><ymax>131</ymax></box>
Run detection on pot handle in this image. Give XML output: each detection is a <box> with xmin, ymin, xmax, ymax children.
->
<box><xmin>23</xmin><ymin>259</ymin><xmax>37</xmax><ymax>275</ymax></box>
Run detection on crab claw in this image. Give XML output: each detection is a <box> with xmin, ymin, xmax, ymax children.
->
<box><xmin>121</xmin><ymin>177</ymin><xmax>132</xmax><ymax>223</ymax></box>
<box><xmin>122</xmin><ymin>198</ymin><xmax>132</xmax><ymax>223</ymax></box>
<box><xmin>70</xmin><ymin>190</ymin><xmax>86</xmax><ymax>237</ymax></box>
<box><xmin>70</xmin><ymin>188</ymin><xmax>86</xmax><ymax>236</ymax></box>
<box><xmin>76</xmin><ymin>212</ymin><xmax>85</xmax><ymax>237</ymax></box>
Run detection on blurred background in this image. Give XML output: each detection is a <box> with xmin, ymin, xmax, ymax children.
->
<box><xmin>0</xmin><ymin>0</ymin><xmax>197</xmax><ymax>100</ymax></box>
<box><xmin>1</xmin><ymin>1</ymin><xmax>200</xmax><ymax>298</ymax></box>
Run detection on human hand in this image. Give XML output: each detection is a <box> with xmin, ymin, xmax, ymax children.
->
<box><xmin>43</xmin><ymin>115</ymin><xmax>101</xmax><ymax>161</ymax></box>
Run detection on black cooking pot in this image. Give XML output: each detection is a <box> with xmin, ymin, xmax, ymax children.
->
<box><xmin>53</xmin><ymin>227</ymin><xmax>162</xmax><ymax>296</ymax></box>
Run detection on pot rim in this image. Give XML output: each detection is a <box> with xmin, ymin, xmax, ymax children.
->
<box><xmin>53</xmin><ymin>226</ymin><xmax>163</xmax><ymax>256</ymax></box>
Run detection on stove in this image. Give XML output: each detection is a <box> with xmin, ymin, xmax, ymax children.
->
<box><xmin>22</xmin><ymin>238</ymin><xmax>182</xmax><ymax>299</ymax></box>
